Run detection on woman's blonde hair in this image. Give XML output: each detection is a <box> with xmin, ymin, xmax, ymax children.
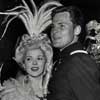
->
<box><xmin>14</xmin><ymin>33</ymin><xmax>53</xmax><ymax>71</ymax></box>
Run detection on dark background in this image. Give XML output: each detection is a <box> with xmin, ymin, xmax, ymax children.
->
<box><xmin>0</xmin><ymin>0</ymin><xmax>100</xmax><ymax>41</ymax></box>
<box><xmin>0</xmin><ymin>0</ymin><xmax>100</xmax><ymax>82</ymax></box>
<box><xmin>0</xmin><ymin>0</ymin><xmax>100</xmax><ymax>20</ymax></box>
<box><xmin>0</xmin><ymin>0</ymin><xmax>100</xmax><ymax>40</ymax></box>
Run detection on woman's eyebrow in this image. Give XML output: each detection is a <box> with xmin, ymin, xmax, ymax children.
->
<box><xmin>26</xmin><ymin>56</ymin><xmax>32</xmax><ymax>57</ymax></box>
<box><xmin>38</xmin><ymin>55</ymin><xmax>44</xmax><ymax>57</ymax></box>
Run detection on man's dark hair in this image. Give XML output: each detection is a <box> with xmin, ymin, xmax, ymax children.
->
<box><xmin>51</xmin><ymin>6</ymin><xmax>84</xmax><ymax>27</ymax></box>
<box><xmin>51</xmin><ymin>6</ymin><xmax>86</xmax><ymax>44</ymax></box>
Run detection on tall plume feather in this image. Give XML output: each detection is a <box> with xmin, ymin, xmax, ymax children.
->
<box><xmin>0</xmin><ymin>0</ymin><xmax>62</xmax><ymax>39</ymax></box>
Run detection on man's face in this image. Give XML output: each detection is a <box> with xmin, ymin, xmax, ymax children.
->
<box><xmin>51</xmin><ymin>12</ymin><xmax>75</xmax><ymax>48</ymax></box>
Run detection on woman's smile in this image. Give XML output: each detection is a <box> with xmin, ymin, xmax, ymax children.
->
<box><xmin>31</xmin><ymin>67</ymin><xmax>39</xmax><ymax>71</ymax></box>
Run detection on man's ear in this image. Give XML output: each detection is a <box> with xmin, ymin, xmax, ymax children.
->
<box><xmin>74</xmin><ymin>25</ymin><xmax>81</xmax><ymax>36</ymax></box>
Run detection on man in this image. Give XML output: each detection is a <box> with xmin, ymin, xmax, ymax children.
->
<box><xmin>47</xmin><ymin>6</ymin><xmax>100</xmax><ymax>100</ymax></box>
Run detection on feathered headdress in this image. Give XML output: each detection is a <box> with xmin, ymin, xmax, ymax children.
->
<box><xmin>0</xmin><ymin>0</ymin><xmax>62</xmax><ymax>39</ymax></box>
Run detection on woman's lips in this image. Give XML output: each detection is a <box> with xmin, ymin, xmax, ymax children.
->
<box><xmin>31</xmin><ymin>67</ymin><xmax>39</xmax><ymax>71</ymax></box>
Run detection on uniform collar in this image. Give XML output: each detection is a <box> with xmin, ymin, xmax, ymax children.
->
<box><xmin>60</xmin><ymin>42</ymin><xmax>83</xmax><ymax>58</ymax></box>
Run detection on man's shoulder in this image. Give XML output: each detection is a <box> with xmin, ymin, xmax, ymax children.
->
<box><xmin>61</xmin><ymin>51</ymin><xmax>98</xmax><ymax>72</ymax></box>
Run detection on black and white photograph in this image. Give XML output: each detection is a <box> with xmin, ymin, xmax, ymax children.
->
<box><xmin>0</xmin><ymin>0</ymin><xmax>100</xmax><ymax>100</ymax></box>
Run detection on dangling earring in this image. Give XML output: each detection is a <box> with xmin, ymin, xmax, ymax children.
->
<box><xmin>21</xmin><ymin>63</ymin><xmax>26</xmax><ymax>71</ymax></box>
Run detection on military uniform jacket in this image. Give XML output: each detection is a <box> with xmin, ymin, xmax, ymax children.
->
<box><xmin>48</xmin><ymin>42</ymin><xmax>100</xmax><ymax>100</ymax></box>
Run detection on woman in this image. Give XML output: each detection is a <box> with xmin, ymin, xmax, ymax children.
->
<box><xmin>0</xmin><ymin>0</ymin><xmax>62</xmax><ymax>99</ymax></box>
<box><xmin>0</xmin><ymin>33</ymin><xmax>53</xmax><ymax>100</ymax></box>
